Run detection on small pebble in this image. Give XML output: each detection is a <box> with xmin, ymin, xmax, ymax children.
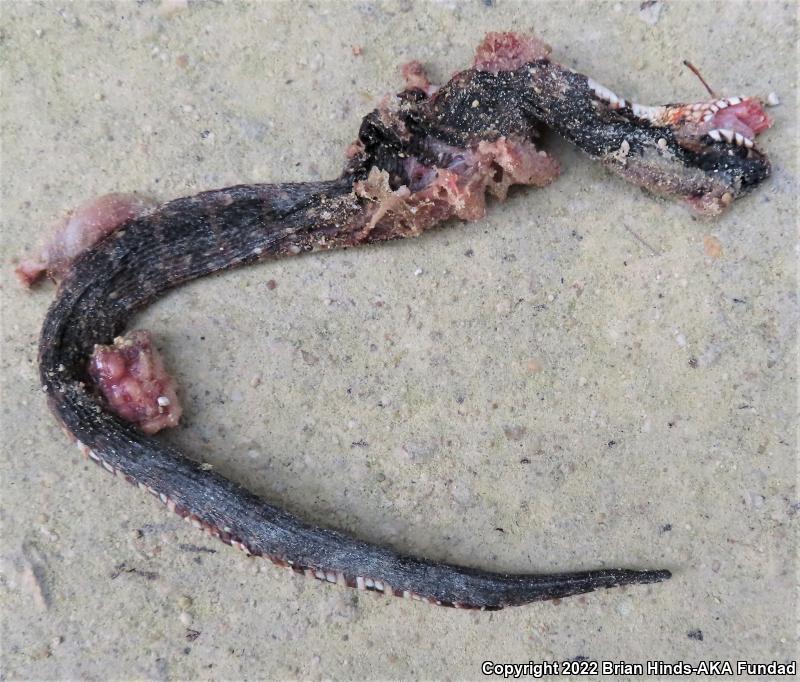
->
<box><xmin>703</xmin><ymin>235</ymin><xmax>723</xmax><ymax>259</ymax></box>
<box><xmin>309</xmin><ymin>53</ymin><xmax>325</xmax><ymax>72</ymax></box>
<box><xmin>503</xmin><ymin>425</ymin><xmax>527</xmax><ymax>441</ymax></box>
<box><xmin>159</xmin><ymin>0</ymin><xmax>189</xmax><ymax>16</ymax></box>
<box><xmin>766</xmin><ymin>91</ymin><xmax>780</xmax><ymax>106</ymax></box>
<box><xmin>639</xmin><ymin>0</ymin><xmax>663</xmax><ymax>25</ymax></box>
<box><xmin>526</xmin><ymin>359</ymin><xmax>543</xmax><ymax>374</ymax></box>
<box><xmin>178</xmin><ymin>595</ymin><xmax>193</xmax><ymax>609</ymax></box>
<box><xmin>495</xmin><ymin>299</ymin><xmax>512</xmax><ymax>314</ymax></box>
<box><xmin>179</xmin><ymin>611</ymin><xmax>192</xmax><ymax>626</ymax></box>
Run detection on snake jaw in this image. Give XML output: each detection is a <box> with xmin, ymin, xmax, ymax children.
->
<box><xmin>580</xmin><ymin>74</ymin><xmax>772</xmax><ymax>214</ymax></box>
<box><xmin>661</xmin><ymin>96</ymin><xmax>772</xmax><ymax>151</ymax></box>
<box><xmin>586</xmin><ymin>72</ymin><xmax>772</xmax><ymax>145</ymax></box>
<box><xmin>589</xmin><ymin>79</ymin><xmax>773</xmax><ymax>152</ymax></box>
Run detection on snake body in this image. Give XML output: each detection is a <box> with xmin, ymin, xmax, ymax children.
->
<box><xmin>37</xmin><ymin>34</ymin><xmax>773</xmax><ymax>609</ymax></box>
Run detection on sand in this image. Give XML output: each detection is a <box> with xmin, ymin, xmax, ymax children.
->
<box><xmin>1</xmin><ymin>1</ymin><xmax>796</xmax><ymax>679</ymax></box>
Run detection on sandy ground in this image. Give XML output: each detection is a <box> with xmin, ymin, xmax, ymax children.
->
<box><xmin>1</xmin><ymin>1</ymin><xmax>797</xmax><ymax>680</ymax></box>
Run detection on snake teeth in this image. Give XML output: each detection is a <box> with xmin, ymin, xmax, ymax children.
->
<box><xmin>631</xmin><ymin>102</ymin><xmax>665</xmax><ymax>122</ymax></box>
<box><xmin>587</xmin><ymin>78</ymin><xmax>626</xmax><ymax>109</ymax></box>
<box><xmin>707</xmin><ymin>128</ymin><xmax>754</xmax><ymax>147</ymax></box>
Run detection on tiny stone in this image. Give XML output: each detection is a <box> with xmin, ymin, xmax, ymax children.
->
<box><xmin>503</xmin><ymin>425</ymin><xmax>527</xmax><ymax>441</ymax></box>
<box><xmin>766</xmin><ymin>91</ymin><xmax>780</xmax><ymax>106</ymax></box>
<box><xmin>639</xmin><ymin>0</ymin><xmax>663</xmax><ymax>25</ymax></box>
<box><xmin>526</xmin><ymin>359</ymin><xmax>543</xmax><ymax>374</ymax></box>
<box><xmin>179</xmin><ymin>611</ymin><xmax>192</xmax><ymax>626</ymax></box>
<box><xmin>178</xmin><ymin>595</ymin><xmax>193</xmax><ymax>609</ymax></box>
<box><xmin>309</xmin><ymin>53</ymin><xmax>325</xmax><ymax>72</ymax></box>
<box><xmin>495</xmin><ymin>299</ymin><xmax>512</xmax><ymax>314</ymax></box>
<box><xmin>703</xmin><ymin>235</ymin><xmax>723</xmax><ymax>258</ymax></box>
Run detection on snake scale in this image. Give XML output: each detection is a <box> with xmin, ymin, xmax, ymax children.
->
<box><xmin>34</xmin><ymin>33</ymin><xmax>771</xmax><ymax>609</ymax></box>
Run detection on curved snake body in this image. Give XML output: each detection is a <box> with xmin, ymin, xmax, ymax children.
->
<box><xmin>37</xmin><ymin>34</ymin><xmax>773</xmax><ymax>609</ymax></box>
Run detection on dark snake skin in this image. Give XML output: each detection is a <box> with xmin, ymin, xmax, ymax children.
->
<box><xmin>38</xmin><ymin>48</ymin><xmax>772</xmax><ymax>610</ymax></box>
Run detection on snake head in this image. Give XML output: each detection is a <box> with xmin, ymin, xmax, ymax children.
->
<box><xmin>585</xmin><ymin>78</ymin><xmax>773</xmax><ymax>215</ymax></box>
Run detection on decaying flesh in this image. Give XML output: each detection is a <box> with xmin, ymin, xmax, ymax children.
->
<box><xmin>34</xmin><ymin>32</ymin><xmax>775</xmax><ymax>609</ymax></box>
<box><xmin>15</xmin><ymin>193</ymin><xmax>154</xmax><ymax>287</ymax></box>
<box><xmin>88</xmin><ymin>331</ymin><xmax>182</xmax><ymax>435</ymax></box>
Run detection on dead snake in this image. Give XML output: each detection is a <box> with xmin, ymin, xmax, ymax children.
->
<box><xmin>37</xmin><ymin>34</ymin><xmax>771</xmax><ymax>609</ymax></box>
